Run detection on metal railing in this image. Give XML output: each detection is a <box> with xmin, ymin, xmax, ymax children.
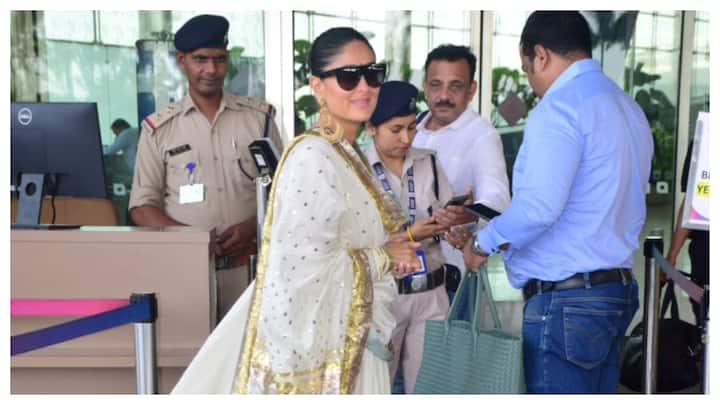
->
<box><xmin>11</xmin><ymin>293</ymin><xmax>158</xmax><ymax>394</ymax></box>
<box><xmin>641</xmin><ymin>230</ymin><xmax>709</xmax><ymax>394</ymax></box>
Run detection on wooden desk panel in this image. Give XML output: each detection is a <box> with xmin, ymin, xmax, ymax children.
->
<box><xmin>11</xmin><ymin>226</ymin><xmax>216</xmax><ymax>394</ymax></box>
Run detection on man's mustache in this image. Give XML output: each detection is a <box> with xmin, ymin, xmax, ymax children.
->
<box><xmin>434</xmin><ymin>100</ymin><xmax>455</xmax><ymax>108</ymax></box>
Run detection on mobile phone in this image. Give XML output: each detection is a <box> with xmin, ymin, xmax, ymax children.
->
<box><xmin>444</xmin><ymin>194</ymin><xmax>470</xmax><ymax>207</ymax></box>
<box><xmin>464</xmin><ymin>203</ymin><xmax>501</xmax><ymax>220</ymax></box>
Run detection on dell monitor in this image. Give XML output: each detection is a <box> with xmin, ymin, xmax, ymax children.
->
<box><xmin>11</xmin><ymin>102</ymin><xmax>108</xmax><ymax>226</ymax></box>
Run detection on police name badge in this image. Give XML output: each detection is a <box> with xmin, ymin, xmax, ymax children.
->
<box><xmin>180</xmin><ymin>183</ymin><xmax>204</xmax><ymax>204</ymax></box>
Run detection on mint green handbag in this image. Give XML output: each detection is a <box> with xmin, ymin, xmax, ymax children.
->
<box><xmin>414</xmin><ymin>267</ymin><xmax>525</xmax><ymax>394</ymax></box>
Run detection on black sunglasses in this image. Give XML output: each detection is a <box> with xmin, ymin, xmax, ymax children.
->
<box><xmin>316</xmin><ymin>63</ymin><xmax>387</xmax><ymax>91</ymax></box>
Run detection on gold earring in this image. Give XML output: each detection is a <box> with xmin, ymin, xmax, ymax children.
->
<box><xmin>316</xmin><ymin>99</ymin><xmax>343</xmax><ymax>143</ymax></box>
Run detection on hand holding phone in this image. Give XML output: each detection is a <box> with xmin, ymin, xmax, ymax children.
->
<box><xmin>444</xmin><ymin>194</ymin><xmax>470</xmax><ymax>208</ymax></box>
<box><xmin>464</xmin><ymin>203</ymin><xmax>501</xmax><ymax>221</ymax></box>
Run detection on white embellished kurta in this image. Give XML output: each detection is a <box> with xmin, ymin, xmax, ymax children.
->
<box><xmin>172</xmin><ymin>129</ymin><xmax>407</xmax><ymax>394</ymax></box>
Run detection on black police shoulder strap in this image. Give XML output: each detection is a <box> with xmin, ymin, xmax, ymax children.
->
<box><xmin>417</xmin><ymin>109</ymin><xmax>438</xmax><ymax>200</ymax></box>
<box><xmin>416</xmin><ymin>110</ymin><xmax>429</xmax><ymax>125</ymax></box>
<box><xmin>263</xmin><ymin>112</ymin><xmax>270</xmax><ymax>138</ymax></box>
<box><xmin>263</xmin><ymin>103</ymin><xmax>276</xmax><ymax>138</ymax></box>
<box><xmin>430</xmin><ymin>154</ymin><xmax>439</xmax><ymax>201</ymax></box>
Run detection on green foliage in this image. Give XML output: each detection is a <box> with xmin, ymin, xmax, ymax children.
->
<box><xmin>490</xmin><ymin>66</ymin><xmax>537</xmax><ymax>127</ymax></box>
<box><xmin>587</xmin><ymin>11</ymin><xmax>638</xmax><ymax>66</ymax></box>
<box><xmin>293</xmin><ymin>39</ymin><xmax>315</xmax><ymax>135</ymax></box>
<box><xmin>294</xmin><ymin>39</ymin><xmax>312</xmax><ymax>88</ymax></box>
<box><xmin>226</xmin><ymin>46</ymin><xmax>245</xmax><ymax>82</ymax></box>
<box><xmin>624</xmin><ymin>61</ymin><xmax>661</xmax><ymax>91</ymax></box>
<box><xmin>296</xmin><ymin>94</ymin><xmax>319</xmax><ymax>118</ymax></box>
<box><xmin>627</xmin><ymin>62</ymin><xmax>677</xmax><ymax>183</ymax></box>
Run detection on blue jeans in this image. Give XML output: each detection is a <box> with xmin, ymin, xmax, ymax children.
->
<box><xmin>522</xmin><ymin>278</ymin><xmax>639</xmax><ymax>393</ymax></box>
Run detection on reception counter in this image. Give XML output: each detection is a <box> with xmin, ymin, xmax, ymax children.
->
<box><xmin>11</xmin><ymin>226</ymin><xmax>216</xmax><ymax>394</ymax></box>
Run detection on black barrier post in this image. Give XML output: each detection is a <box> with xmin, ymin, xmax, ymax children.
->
<box><xmin>131</xmin><ymin>293</ymin><xmax>158</xmax><ymax>394</ymax></box>
<box><xmin>642</xmin><ymin>230</ymin><xmax>664</xmax><ymax>394</ymax></box>
<box><xmin>700</xmin><ymin>286</ymin><xmax>709</xmax><ymax>394</ymax></box>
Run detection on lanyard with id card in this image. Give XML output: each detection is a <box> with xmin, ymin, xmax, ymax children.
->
<box><xmin>179</xmin><ymin>162</ymin><xmax>204</xmax><ymax>204</ymax></box>
<box><xmin>372</xmin><ymin>162</ymin><xmax>429</xmax><ymax>278</ymax></box>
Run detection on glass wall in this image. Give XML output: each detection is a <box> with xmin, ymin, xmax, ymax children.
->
<box><xmin>673</xmin><ymin>11</ymin><xmax>711</xmax><ymax>281</ymax></box>
<box><xmin>489</xmin><ymin>11</ymin><xmax>534</xmax><ymax>188</ymax></box>
<box><xmin>292</xmin><ymin>10</ymin><xmax>472</xmax><ymax>136</ymax></box>
<box><xmin>10</xmin><ymin>10</ymin><xmax>266</xmax><ymax>225</ymax></box>
<box><xmin>689</xmin><ymin>11</ymin><xmax>710</xmax><ymax>136</ymax></box>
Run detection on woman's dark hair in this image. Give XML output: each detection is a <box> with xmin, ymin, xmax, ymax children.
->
<box><xmin>520</xmin><ymin>11</ymin><xmax>592</xmax><ymax>62</ymax></box>
<box><xmin>308</xmin><ymin>27</ymin><xmax>374</xmax><ymax>75</ymax></box>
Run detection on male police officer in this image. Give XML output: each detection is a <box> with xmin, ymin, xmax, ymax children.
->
<box><xmin>129</xmin><ymin>14</ymin><xmax>283</xmax><ymax>319</ymax></box>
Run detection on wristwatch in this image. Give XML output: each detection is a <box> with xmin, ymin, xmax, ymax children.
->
<box><xmin>470</xmin><ymin>238</ymin><xmax>490</xmax><ymax>257</ymax></box>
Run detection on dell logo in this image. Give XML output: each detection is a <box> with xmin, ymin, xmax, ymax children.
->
<box><xmin>18</xmin><ymin>107</ymin><xmax>33</xmax><ymax>126</ymax></box>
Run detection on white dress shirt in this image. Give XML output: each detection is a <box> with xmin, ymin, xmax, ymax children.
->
<box><xmin>413</xmin><ymin>106</ymin><xmax>510</xmax><ymax>271</ymax></box>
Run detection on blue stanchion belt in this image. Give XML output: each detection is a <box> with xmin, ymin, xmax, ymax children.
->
<box><xmin>11</xmin><ymin>296</ymin><xmax>155</xmax><ymax>356</ymax></box>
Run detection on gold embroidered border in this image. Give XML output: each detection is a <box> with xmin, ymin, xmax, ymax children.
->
<box><xmin>274</xmin><ymin>359</ymin><xmax>341</xmax><ymax>379</ymax></box>
<box><xmin>342</xmin><ymin>249</ymin><xmax>374</xmax><ymax>394</ymax></box>
<box><xmin>334</xmin><ymin>140</ymin><xmax>408</xmax><ymax>234</ymax></box>
<box><xmin>274</xmin><ymin>360</ymin><xmax>342</xmax><ymax>394</ymax></box>
<box><xmin>234</xmin><ymin>129</ymin><xmax>400</xmax><ymax>394</ymax></box>
<box><xmin>370</xmin><ymin>246</ymin><xmax>392</xmax><ymax>279</ymax></box>
<box><xmin>247</xmin><ymin>343</ymin><xmax>343</xmax><ymax>393</ymax></box>
<box><xmin>232</xmin><ymin>134</ymin><xmax>314</xmax><ymax>393</ymax></box>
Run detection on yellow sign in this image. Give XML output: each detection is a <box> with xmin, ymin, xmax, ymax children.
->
<box><xmin>695</xmin><ymin>181</ymin><xmax>709</xmax><ymax>197</ymax></box>
<box><xmin>682</xmin><ymin>112</ymin><xmax>710</xmax><ymax>231</ymax></box>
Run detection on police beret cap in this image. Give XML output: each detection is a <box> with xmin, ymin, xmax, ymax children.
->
<box><xmin>370</xmin><ymin>81</ymin><xmax>419</xmax><ymax>126</ymax></box>
<box><xmin>174</xmin><ymin>14</ymin><xmax>229</xmax><ymax>52</ymax></box>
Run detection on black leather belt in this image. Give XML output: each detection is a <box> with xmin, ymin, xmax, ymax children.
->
<box><xmin>522</xmin><ymin>268</ymin><xmax>633</xmax><ymax>301</ymax></box>
<box><xmin>397</xmin><ymin>266</ymin><xmax>445</xmax><ymax>294</ymax></box>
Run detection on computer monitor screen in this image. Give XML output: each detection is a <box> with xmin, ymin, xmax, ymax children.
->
<box><xmin>11</xmin><ymin>102</ymin><xmax>107</xmax><ymax>198</ymax></box>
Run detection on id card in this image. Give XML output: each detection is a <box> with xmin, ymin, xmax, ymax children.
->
<box><xmin>405</xmin><ymin>249</ymin><xmax>428</xmax><ymax>278</ymax></box>
<box><xmin>179</xmin><ymin>183</ymin><xmax>204</xmax><ymax>204</ymax></box>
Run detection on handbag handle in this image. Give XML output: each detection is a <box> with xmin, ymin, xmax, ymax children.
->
<box><xmin>660</xmin><ymin>281</ymin><xmax>681</xmax><ymax>320</ymax></box>
<box><xmin>445</xmin><ymin>270</ymin><xmax>475</xmax><ymax>323</ymax></box>
<box><xmin>444</xmin><ymin>267</ymin><xmax>502</xmax><ymax>331</ymax></box>
<box><xmin>473</xmin><ymin>265</ymin><xmax>502</xmax><ymax>331</ymax></box>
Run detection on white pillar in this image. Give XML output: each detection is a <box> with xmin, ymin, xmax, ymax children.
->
<box><xmin>264</xmin><ymin>11</ymin><xmax>295</xmax><ymax>146</ymax></box>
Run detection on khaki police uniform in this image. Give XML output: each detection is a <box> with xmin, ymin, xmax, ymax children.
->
<box><xmin>363</xmin><ymin>143</ymin><xmax>453</xmax><ymax>394</ymax></box>
<box><xmin>129</xmin><ymin>91</ymin><xmax>283</xmax><ymax>318</ymax></box>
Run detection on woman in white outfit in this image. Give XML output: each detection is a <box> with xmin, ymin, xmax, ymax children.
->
<box><xmin>172</xmin><ymin>27</ymin><xmax>422</xmax><ymax>394</ymax></box>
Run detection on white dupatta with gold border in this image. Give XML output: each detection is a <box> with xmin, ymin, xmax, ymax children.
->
<box><xmin>172</xmin><ymin>126</ymin><xmax>407</xmax><ymax>394</ymax></box>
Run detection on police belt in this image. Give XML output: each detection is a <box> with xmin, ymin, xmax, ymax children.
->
<box><xmin>522</xmin><ymin>268</ymin><xmax>633</xmax><ymax>301</ymax></box>
<box><xmin>397</xmin><ymin>266</ymin><xmax>446</xmax><ymax>294</ymax></box>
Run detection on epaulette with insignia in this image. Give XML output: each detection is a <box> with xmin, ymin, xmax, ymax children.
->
<box><xmin>233</xmin><ymin>95</ymin><xmax>276</xmax><ymax>118</ymax></box>
<box><xmin>141</xmin><ymin>101</ymin><xmax>183</xmax><ymax>136</ymax></box>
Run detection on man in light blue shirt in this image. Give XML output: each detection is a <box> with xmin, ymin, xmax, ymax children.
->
<box><xmin>104</xmin><ymin>118</ymin><xmax>139</xmax><ymax>171</ymax></box>
<box><xmin>464</xmin><ymin>12</ymin><xmax>653</xmax><ymax>393</ymax></box>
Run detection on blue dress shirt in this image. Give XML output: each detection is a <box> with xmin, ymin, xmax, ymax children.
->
<box><xmin>475</xmin><ymin>58</ymin><xmax>654</xmax><ymax>288</ymax></box>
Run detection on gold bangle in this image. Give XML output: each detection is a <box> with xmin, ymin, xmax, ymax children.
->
<box><xmin>406</xmin><ymin>226</ymin><xmax>416</xmax><ymax>242</ymax></box>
